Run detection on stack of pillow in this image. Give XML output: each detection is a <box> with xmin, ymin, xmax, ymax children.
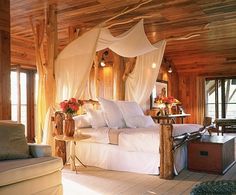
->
<box><xmin>73</xmin><ymin>97</ymin><xmax>155</xmax><ymax>129</ymax></box>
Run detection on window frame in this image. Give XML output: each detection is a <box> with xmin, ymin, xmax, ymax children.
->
<box><xmin>205</xmin><ymin>76</ymin><xmax>236</xmax><ymax>119</ymax></box>
<box><xmin>11</xmin><ymin>66</ymin><xmax>37</xmax><ymax>142</ymax></box>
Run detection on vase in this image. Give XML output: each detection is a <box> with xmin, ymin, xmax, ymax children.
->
<box><xmin>165</xmin><ymin>104</ymin><xmax>172</xmax><ymax>115</ymax></box>
<box><xmin>64</xmin><ymin>113</ymin><xmax>75</xmax><ymax>137</ymax></box>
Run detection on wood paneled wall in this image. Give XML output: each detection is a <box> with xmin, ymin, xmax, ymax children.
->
<box><xmin>96</xmin><ymin>49</ymin><xmax>125</xmax><ymax>100</ymax></box>
<box><xmin>174</xmin><ymin>68</ymin><xmax>236</xmax><ymax>124</ymax></box>
<box><xmin>0</xmin><ymin>0</ymin><xmax>11</xmax><ymax>119</ymax></box>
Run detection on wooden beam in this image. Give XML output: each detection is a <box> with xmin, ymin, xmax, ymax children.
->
<box><xmin>0</xmin><ymin>0</ymin><xmax>11</xmax><ymax>119</ymax></box>
<box><xmin>113</xmin><ymin>53</ymin><xmax>125</xmax><ymax>100</ymax></box>
<box><xmin>46</xmin><ymin>3</ymin><xmax>58</xmax><ymax>109</ymax></box>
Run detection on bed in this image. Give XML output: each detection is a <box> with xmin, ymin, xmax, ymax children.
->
<box><xmin>70</xmin><ymin>124</ymin><xmax>203</xmax><ymax>175</ymax></box>
<box><xmin>56</xmin><ymin>98</ymin><xmax>205</xmax><ymax>178</ymax></box>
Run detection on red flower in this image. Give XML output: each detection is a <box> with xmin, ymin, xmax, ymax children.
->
<box><xmin>155</xmin><ymin>96</ymin><xmax>181</xmax><ymax>106</ymax></box>
<box><xmin>60</xmin><ymin>98</ymin><xmax>82</xmax><ymax>114</ymax></box>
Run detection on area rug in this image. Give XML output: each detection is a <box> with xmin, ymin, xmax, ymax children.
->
<box><xmin>191</xmin><ymin>180</ymin><xmax>236</xmax><ymax>195</ymax></box>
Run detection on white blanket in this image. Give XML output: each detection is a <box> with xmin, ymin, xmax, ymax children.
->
<box><xmin>77</xmin><ymin>124</ymin><xmax>203</xmax><ymax>154</ymax></box>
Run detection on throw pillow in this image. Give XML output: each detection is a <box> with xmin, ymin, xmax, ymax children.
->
<box><xmin>98</xmin><ymin>97</ymin><xmax>126</xmax><ymax>129</ymax></box>
<box><xmin>73</xmin><ymin>114</ymin><xmax>91</xmax><ymax>128</ymax></box>
<box><xmin>0</xmin><ymin>122</ymin><xmax>29</xmax><ymax>160</ymax></box>
<box><xmin>125</xmin><ymin>115</ymin><xmax>155</xmax><ymax>128</ymax></box>
<box><xmin>87</xmin><ymin>108</ymin><xmax>107</xmax><ymax>128</ymax></box>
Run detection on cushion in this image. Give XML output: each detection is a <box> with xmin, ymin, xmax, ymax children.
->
<box><xmin>73</xmin><ymin>114</ymin><xmax>91</xmax><ymax>128</ymax></box>
<box><xmin>98</xmin><ymin>97</ymin><xmax>126</xmax><ymax>129</ymax></box>
<box><xmin>0</xmin><ymin>157</ymin><xmax>63</xmax><ymax>187</ymax></box>
<box><xmin>87</xmin><ymin>108</ymin><xmax>107</xmax><ymax>128</ymax></box>
<box><xmin>116</xmin><ymin>100</ymin><xmax>144</xmax><ymax>125</ymax></box>
<box><xmin>0</xmin><ymin>122</ymin><xmax>29</xmax><ymax>160</ymax></box>
<box><xmin>125</xmin><ymin>115</ymin><xmax>155</xmax><ymax>128</ymax></box>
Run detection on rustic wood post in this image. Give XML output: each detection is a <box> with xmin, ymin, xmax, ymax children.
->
<box><xmin>53</xmin><ymin>112</ymin><xmax>66</xmax><ymax>164</ymax></box>
<box><xmin>46</xmin><ymin>3</ymin><xmax>57</xmax><ymax>110</ymax></box>
<box><xmin>0</xmin><ymin>0</ymin><xmax>11</xmax><ymax>120</ymax></box>
<box><xmin>113</xmin><ymin>53</ymin><xmax>125</xmax><ymax>100</ymax></box>
<box><xmin>160</xmin><ymin>124</ymin><xmax>174</xmax><ymax>179</ymax></box>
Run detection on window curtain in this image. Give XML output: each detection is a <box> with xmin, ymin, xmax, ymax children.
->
<box><xmin>125</xmin><ymin>40</ymin><xmax>166</xmax><ymax>109</ymax></box>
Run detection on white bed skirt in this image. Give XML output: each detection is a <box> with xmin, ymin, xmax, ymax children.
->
<box><xmin>73</xmin><ymin>141</ymin><xmax>187</xmax><ymax>175</ymax></box>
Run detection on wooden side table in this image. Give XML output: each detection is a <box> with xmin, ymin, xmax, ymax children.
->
<box><xmin>188</xmin><ymin>135</ymin><xmax>235</xmax><ymax>174</ymax></box>
<box><xmin>152</xmin><ymin>113</ymin><xmax>191</xmax><ymax>124</ymax></box>
<box><xmin>55</xmin><ymin>134</ymin><xmax>90</xmax><ymax>173</ymax></box>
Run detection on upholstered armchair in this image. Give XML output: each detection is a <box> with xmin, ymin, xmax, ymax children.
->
<box><xmin>0</xmin><ymin>121</ymin><xmax>63</xmax><ymax>195</ymax></box>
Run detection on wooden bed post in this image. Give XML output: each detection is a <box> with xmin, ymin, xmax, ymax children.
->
<box><xmin>160</xmin><ymin>124</ymin><xmax>174</xmax><ymax>179</ymax></box>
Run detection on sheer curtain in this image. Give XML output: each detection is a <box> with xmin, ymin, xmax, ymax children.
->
<box><xmin>125</xmin><ymin>40</ymin><xmax>166</xmax><ymax>109</ymax></box>
<box><xmin>55</xmin><ymin>28</ymin><xmax>101</xmax><ymax>103</ymax></box>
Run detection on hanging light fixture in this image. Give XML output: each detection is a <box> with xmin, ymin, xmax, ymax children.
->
<box><xmin>164</xmin><ymin>57</ymin><xmax>173</xmax><ymax>73</ymax></box>
<box><xmin>100</xmin><ymin>57</ymin><xmax>106</xmax><ymax>67</ymax></box>
<box><xmin>100</xmin><ymin>50</ymin><xmax>109</xmax><ymax>67</ymax></box>
<box><xmin>168</xmin><ymin>65</ymin><xmax>173</xmax><ymax>73</ymax></box>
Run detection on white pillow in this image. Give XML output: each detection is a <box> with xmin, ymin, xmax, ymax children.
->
<box><xmin>87</xmin><ymin>109</ymin><xmax>107</xmax><ymax>128</ymax></box>
<box><xmin>73</xmin><ymin>114</ymin><xmax>91</xmax><ymax>129</ymax></box>
<box><xmin>98</xmin><ymin>97</ymin><xmax>126</xmax><ymax>129</ymax></box>
<box><xmin>125</xmin><ymin>115</ymin><xmax>155</xmax><ymax>128</ymax></box>
<box><xmin>116</xmin><ymin>100</ymin><xmax>144</xmax><ymax>119</ymax></box>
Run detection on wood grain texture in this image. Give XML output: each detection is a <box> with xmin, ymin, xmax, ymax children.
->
<box><xmin>9</xmin><ymin>0</ymin><xmax>236</xmax><ymax>74</ymax></box>
<box><xmin>0</xmin><ymin>0</ymin><xmax>11</xmax><ymax>120</ymax></box>
<box><xmin>160</xmin><ymin>124</ymin><xmax>174</xmax><ymax>179</ymax></box>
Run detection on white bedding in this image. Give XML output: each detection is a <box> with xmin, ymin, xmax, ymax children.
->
<box><xmin>73</xmin><ymin>123</ymin><xmax>203</xmax><ymax>175</ymax></box>
<box><xmin>77</xmin><ymin>127</ymin><xmax>110</xmax><ymax>144</ymax></box>
<box><xmin>76</xmin><ymin>124</ymin><xmax>203</xmax><ymax>153</ymax></box>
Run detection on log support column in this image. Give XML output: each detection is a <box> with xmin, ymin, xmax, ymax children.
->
<box><xmin>160</xmin><ymin>124</ymin><xmax>174</xmax><ymax>179</ymax></box>
<box><xmin>0</xmin><ymin>0</ymin><xmax>11</xmax><ymax>119</ymax></box>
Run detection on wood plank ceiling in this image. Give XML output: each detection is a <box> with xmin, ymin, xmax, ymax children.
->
<box><xmin>10</xmin><ymin>0</ymin><xmax>236</xmax><ymax>73</ymax></box>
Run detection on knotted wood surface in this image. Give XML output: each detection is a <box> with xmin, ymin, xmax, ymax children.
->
<box><xmin>160</xmin><ymin>124</ymin><xmax>174</xmax><ymax>179</ymax></box>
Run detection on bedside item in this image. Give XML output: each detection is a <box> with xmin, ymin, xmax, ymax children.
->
<box><xmin>152</xmin><ymin>113</ymin><xmax>191</xmax><ymax>124</ymax></box>
<box><xmin>54</xmin><ymin>134</ymin><xmax>91</xmax><ymax>173</ymax></box>
<box><xmin>188</xmin><ymin>135</ymin><xmax>235</xmax><ymax>174</ymax></box>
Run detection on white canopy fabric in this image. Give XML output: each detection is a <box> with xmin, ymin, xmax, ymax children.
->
<box><xmin>97</xmin><ymin>20</ymin><xmax>156</xmax><ymax>57</ymax></box>
<box><xmin>55</xmin><ymin>28</ymin><xmax>101</xmax><ymax>103</ymax></box>
<box><xmin>55</xmin><ymin>20</ymin><xmax>164</xmax><ymax>103</ymax></box>
<box><xmin>125</xmin><ymin>40</ymin><xmax>166</xmax><ymax>109</ymax></box>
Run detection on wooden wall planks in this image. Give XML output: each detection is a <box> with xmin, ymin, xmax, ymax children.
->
<box><xmin>0</xmin><ymin>0</ymin><xmax>11</xmax><ymax>119</ymax></box>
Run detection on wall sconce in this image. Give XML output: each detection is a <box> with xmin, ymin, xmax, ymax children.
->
<box><xmin>164</xmin><ymin>57</ymin><xmax>173</xmax><ymax>74</ymax></box>
<box><xmin>168</xmin><ymin>65</ymin><xmax>172</xmax><ymax>73</ymax></box>
<box><xmin>100</xmin><ymin>50</ymin><xmax>109</xmax><ymax>67</ymax></box>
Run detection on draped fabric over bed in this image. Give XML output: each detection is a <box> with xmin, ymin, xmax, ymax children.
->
<box><xmin>42</xmin><ymin>20</ymin><xmax>166</xmax><ymax>144</ymax></box>
<box><xmin>55</xmin><ymin>20</ymin><xmax>166</xmax><ymax>104</ymax></box>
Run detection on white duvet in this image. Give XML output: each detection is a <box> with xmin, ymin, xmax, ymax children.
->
<box><xmin>77</xmin><ymin>124</ymin><xmax>203</xmax><ymax>154</ymax></box>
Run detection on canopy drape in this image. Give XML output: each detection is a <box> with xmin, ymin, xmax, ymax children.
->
<box><xmin>55</xmin><ymin>20</ymin><xmax>161</xmax><ymax>103</ymax></box>
<box><xmin>55</xmin><ymin>28</ymin><xmax>101</xmax><ymax>103</ymax></box>
<box><xmin>125</xmin><ymin>40</ymin><xmax>166</xmax><ymax>109</ymax></box>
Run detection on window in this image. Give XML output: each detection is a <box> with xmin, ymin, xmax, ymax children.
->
<box><xmin>10</xmin><ymin>68</ymin><xmax>37</xmax><ymax>142</ymax></box>
<box><xmin>205</xmin><ymin>77</ymin><xmax>236</xmax><ymax>120</ymax></box>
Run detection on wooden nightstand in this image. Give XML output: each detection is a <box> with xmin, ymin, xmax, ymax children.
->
<box><xmin>188</xmin><ymin>135</ymin><xmax>235</xmax><ymax>174</ymax></box>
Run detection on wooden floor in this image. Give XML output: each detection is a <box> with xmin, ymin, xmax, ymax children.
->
<box><xmin>62</xmin><ymin>135</ymin><xmax>236</xmax><ymax>195</ymax></box>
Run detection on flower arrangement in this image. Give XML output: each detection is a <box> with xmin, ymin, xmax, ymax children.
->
<box><xmin>155</xmin><ymin>96</ymin><xmax>181</xmax><ymax>106</ymax></box>
<box><xmin>154</xmin><ymin>96</ymin><xmax>181</xmax><ymax>115</ymax></box>
<box><xmin>59</xmin><ymin>98</ymin><xmax>83</xmax><ymax>115</ymax></box>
